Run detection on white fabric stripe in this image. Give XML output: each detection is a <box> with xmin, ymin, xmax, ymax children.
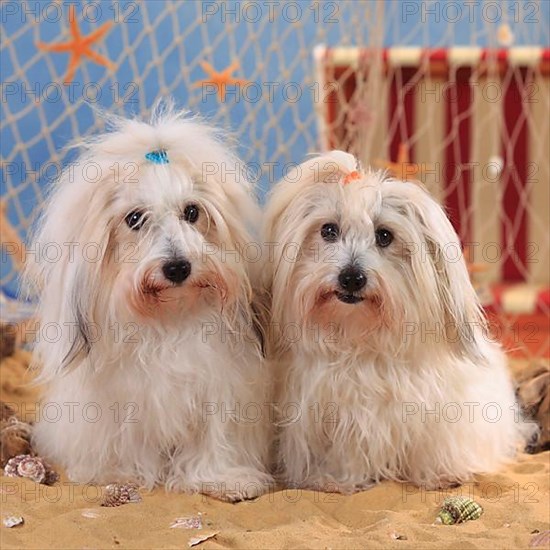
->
<box><xmin>509</xmin><ymin>47</ymin><xmax>543</xmax><ymax>67</ymax></box>
<box><xmin>501</xmin><ymin>284</ymin><xmax>541</xmax><ymax>314</ymax></box>
<box><xmin>470</xmin><ymin>75</ymin><xmax>504</xmax><ymax>284</ymax></box>
<box><xmin>414</xmin><ymin>76</ymin><xmax>445</xmax><ymax>204</ymax></box>
<box><xmin>361</xmin><ymin>68</ymin><xmax>389</xmax><ymax>167</ymax></box>
<box><xmin>388</xmin><ymin>47</ymin><xmax>422</xmax><ymax>67</ymax></box>
<box><xmin>448</xmin><ymin>47</ymin><xmax>482</xmax><ymax>66</ymax></box>
<box><xmin>323</xmin><ymin>46</ymin><xmax>360</xmax><ymax>68</ymax></box>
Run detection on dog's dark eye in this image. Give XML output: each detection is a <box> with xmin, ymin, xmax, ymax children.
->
<box><xmin>375</xmin><ymin>228</ymin><xmax>393</xmax><ymax>248</ymax></box>
<box><xmin>125</xmin><ymin>210</ymin><xmax>147</xmax><ymax>231</ymax></box>
<box><xmin>320</xmin><ymin>223</ymin><xmax>340</xmax><ymax>242</ymax></box>
<box><xmin>183</xmin><ymin>204</ymin><xmax>200</xmax><ymax>224</ymax></box>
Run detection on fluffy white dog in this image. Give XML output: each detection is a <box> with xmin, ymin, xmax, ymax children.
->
<box><xmin>262</xmin><ymin>150</ymin><xmax>534</xmax><ymax>493</ymax></box>
<box><xmin>25</xmin><ymin>102</ymin><xmax>272</xmax><ymax>501</ymax></box>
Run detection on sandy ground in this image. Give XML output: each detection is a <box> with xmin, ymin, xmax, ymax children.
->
<box><xmin>1</xmin><ymin>350</ymin><xmax>549</xmax><ymax>550</ymax></box>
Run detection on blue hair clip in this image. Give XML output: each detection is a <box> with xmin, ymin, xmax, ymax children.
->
<box><xmin>145</xmin><ymin>149</ymin><xmax>169</xmax><ymax>164</ymax></box>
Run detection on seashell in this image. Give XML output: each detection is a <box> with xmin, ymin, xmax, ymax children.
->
<box><xmin>3</xmin><ymin>454</ymin><xmax>58</xmax><ymax>485</ymax></box>
<box><xmin>188</xmin><ymin>532</ymin><xmax>219</xmax><ymax>547</ymax></box>
<box><xmin>16</xmin><ymin>456</ymin><xmax>46</xmax><ymax>483</ymax></box>
<box><xmin>100</xmin><ymin>482</ymin><xmax>142</xmax><ymax>507</ymax></box>
<box><xmin>81</xmin><ymin>509</ymin><xmax>101</xmax><ymax>519</ymax></box>
<box><xmin>435</xmin><ymin>496</ymin><xmax>483</xmax><ymax>525</ymax></box>
<box><xmin>170</xmin><ymin>515</ymin><xmax>203</xmax><ymax>529</ymax></box>
<box><xmin>3</xmin><ymin>516</ymin><xmax>24</xmax><ymax>528</ymax></box>
<box><xmin>530</xmin><ymin>530</ymin><xmax>550</xmax><ymax>548</ymax></box>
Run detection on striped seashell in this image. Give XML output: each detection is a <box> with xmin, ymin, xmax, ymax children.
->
<box><xmin>100</xmin><ymin>483</ymin><xmax>142</xmax><ymax>507</ymax></box>
<box><xmin>435</xmin><ymin>496</ymin><xmax>483</xmax><ymax>525</ymax></box>
<box><xmin>16</xmin><ymin>456</ymin><xmax>46</xmax><ymax>483</ymax></box>
<box><xmin>3</xmin><ymin>454</ymin><xmax>59</xmax><ymax>485</ymax></box>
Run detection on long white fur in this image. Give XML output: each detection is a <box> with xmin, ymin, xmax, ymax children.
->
<box><xmin>262</xmin><ymin>150</ymin><xmax>535</xmax><ymax>493</ymax></box>
<box><xmin>25</xmin><ymin>101</ymin><xmax>272</xmax><ymax>501</ymax></box>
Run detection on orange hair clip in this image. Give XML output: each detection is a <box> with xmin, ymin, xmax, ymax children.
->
<box><xmin>342</xmin><ymin>170</ymin><xmax>362</xmax><ymax>185</ymax></box>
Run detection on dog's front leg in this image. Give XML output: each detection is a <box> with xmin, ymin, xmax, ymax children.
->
<box><xmin>165</xmin><ymin>409</ymin><xmax>273</xmax><ymax>501</ymax></box>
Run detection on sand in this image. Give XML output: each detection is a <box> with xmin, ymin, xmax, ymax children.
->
<box><xmin>1</xmin><ymin>350</ymin><xmax>549</xmax><ymax>550</ymax></box>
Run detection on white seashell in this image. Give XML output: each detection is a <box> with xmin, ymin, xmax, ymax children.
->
<box><xmin>188</xmin><ymin>532</ymin><xmax>219</xmax><ymax>547</ymax></box>
<box><xmin>3</xmin><ymin>516</ymin><xmax>24</xmax><ymax>528</ymax></box>
<box><xmin>171</xmin><ymin>515</ymin><xmax>202</xmax><ymax>529</ymax></box>
<box><xmin>81</xmin><ymin>509</ymin><xmax>101</xmax><ymax>519</ymax></box>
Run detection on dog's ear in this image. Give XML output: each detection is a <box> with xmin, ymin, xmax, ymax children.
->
<box><xmin>403</xmin><ymin>186</ymin><xmax>485</xmax><ymax>358</ymax></box>
<box><xmin>24</xmin><ymin>165</ymin><xmax>114</xmax><ymax>379</ymax></box>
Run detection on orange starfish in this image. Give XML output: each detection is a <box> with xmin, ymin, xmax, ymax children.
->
<box><xmin>376</xmin><ymin>143</ymin><xmax>435</xmax><ymax>182</ymax></box>
<box><xmin>36</xmin><ymin>5</ymin><xmax>114</xmax><ymax>84</ymax></box>
<box><xmin>193</xmin><ymin>61</ymin><xmax>250</xmax><ymax>102</ymax></box>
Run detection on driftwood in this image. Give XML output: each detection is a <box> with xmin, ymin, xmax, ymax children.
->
<box><xmin>0</xmin><ymin>323</ymin><xmax>17</xmax><ymax>360</ymax></box>
<box><xmin>0</xmin><ymin>402</ymin><xmax>32</xmax><ymax>467</ymax></box>
<box><xmin>516</xmin><ymin>364</ymin><xmax>550</xmax><ymax>454</ymax></box>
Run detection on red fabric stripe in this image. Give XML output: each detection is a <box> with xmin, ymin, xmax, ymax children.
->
<box><xmin>388</xmin><ymin>67</ymin><xmax>416</xmax><ymax>162</ymax></box>
<box><xmin>480</xmin><ymin>49</ymin><xmax>509</xmax><ymax>63</ymax></box>
<box><xmin>427</xmin><ymin>48</ymin><xmax>447</xmax><ymax>63</ymax></box>
<box><xmin>539</xmin><ymin>289</ymin><xmax>550</xmax><ymax>313</ymax></box>
<box><xmin>324</xmin><ymin>49</ymin><xmax>357</xmax><ymax>151</ymax></box>
<box><xmin>444</xmin><ymin>67</ymin><xmax>473</xmax><ymax>241</ymax></box>
<box><xmin>502</xmin><ymin>67</ymin><xmax>530</xmax><ymax>282</ymax></box>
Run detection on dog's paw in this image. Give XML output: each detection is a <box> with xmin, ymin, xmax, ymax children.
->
<box><xmin>421</xmin><ymin>479</ymin><xmax>462</xmax><ymax>491</ymax></box>
<box><xmin>199</xmin><ymin>471</ymin><xmax>274</xmax><ymax>502</ymax></box>
<box><xmin>297</xmin><ymin>475</ymin><xmax>373</xmax><ymax>495</ymax></box>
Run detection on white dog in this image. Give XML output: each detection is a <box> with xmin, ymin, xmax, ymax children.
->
<box><xmin>262</xmin><ymin>150</ymin><xmax>534</xmax><ymax>493</ymax></box>
<box><xmin>25</xmin><ymin>102</ymin><xmax>272</xmax><ymax>501</ymax></box>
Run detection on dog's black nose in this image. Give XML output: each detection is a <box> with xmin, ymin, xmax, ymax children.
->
<box><xmin>162</xmin><ymin>260</ymin><xmax>191</xmax><ymax>284</ymax></box>
<box><xmin>338</xmin><ymin>266</ymin><xmax>367</xmax><ymax>292</ymax></box>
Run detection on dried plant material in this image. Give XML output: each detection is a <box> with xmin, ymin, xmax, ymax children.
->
<box><xmin>0</xmin><ymin>403</ymin><xmax>17</xmax><ymax>422</ymax></box>
<box><xmin>0</xmin><ymin>404</ymin><xmax>32</xmax><ymax>467</ymax></box>
<box><xmin>516</xmin><ymin>364</ymin><xmax>550</xmax><ymax>454</ymax></box>
<box><xmin>0</xmin><ymin>323</ymin><xmax>17</xmax><ymax>360</ymax></box>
